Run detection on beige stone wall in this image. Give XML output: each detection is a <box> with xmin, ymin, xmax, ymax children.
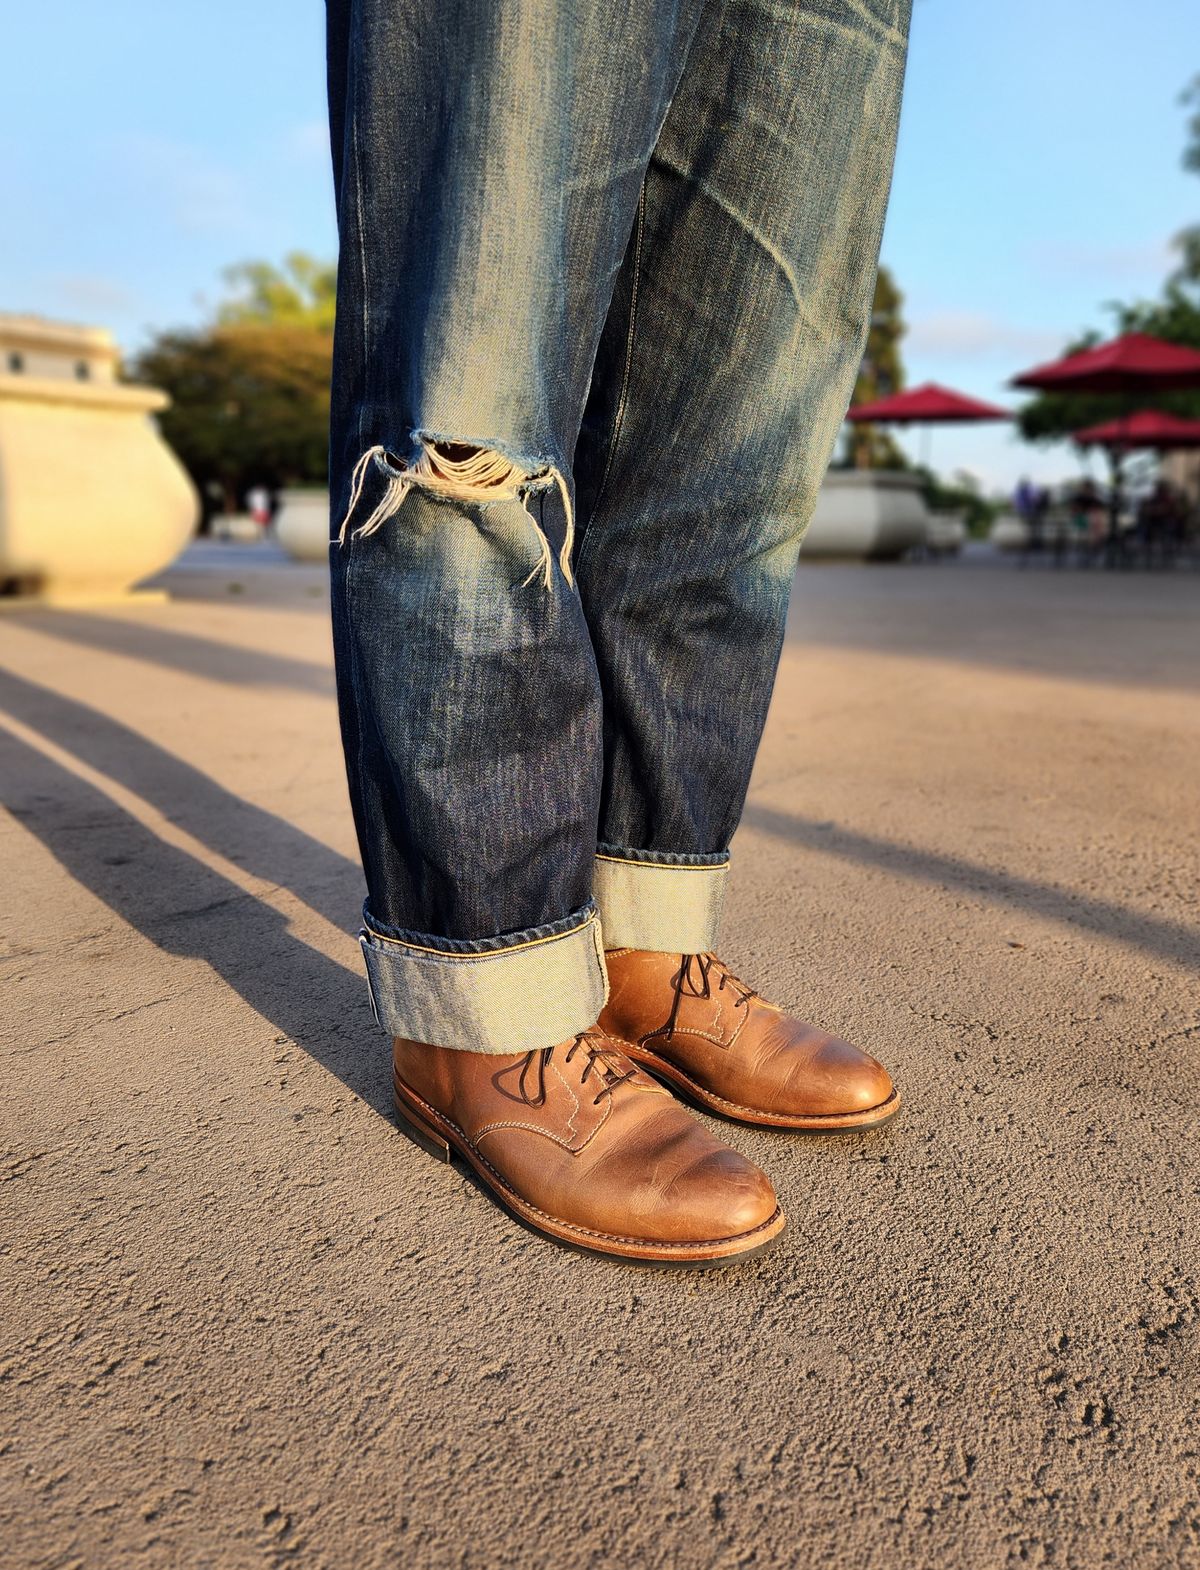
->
<box><xmin>0</xmin><ymin>313</ymin><xmax>119</xmax><ymax>385</ymax></box>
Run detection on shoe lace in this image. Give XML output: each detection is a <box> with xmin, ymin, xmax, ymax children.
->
<box><xmin>664</xmin><ymin>953</ymin><xmax>758</xmax><ymax>1039</ymax></box>
<box><xmin>517</xmin><ymin>1031</ymin><xmax>638</xmax><ymax>1108</ymax></box>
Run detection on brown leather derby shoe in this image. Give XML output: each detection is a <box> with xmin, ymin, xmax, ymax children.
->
<box><xmin>392</xmin><ymin>1028</ymin><xmax>785</xmax><ymax>1264</ymax></box>
<box><xmin>598</xmin><ymin>949</ymin><xmax>901</xmax><ymax>1132</ymax></box>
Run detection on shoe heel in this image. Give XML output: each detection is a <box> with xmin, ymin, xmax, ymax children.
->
<box><xmin>392</xmin><ymin>1088</ymin><xmax>453</xmax><ymax>1163</ymax></box>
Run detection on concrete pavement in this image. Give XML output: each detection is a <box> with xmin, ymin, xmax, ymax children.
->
<box><xmin>2</xmin><ymin>543</ymin><xmax>1198</xmax><ymax>1568</ymax></box>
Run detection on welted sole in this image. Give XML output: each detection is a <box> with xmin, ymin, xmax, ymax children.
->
<box><xmin>391</xmin><ymin>1075</ymin><xmax>786</xmax><ymax>1268</ymax></box>
<box><xmin>622</xmin><ymin>1046</ymin><xmax>903</xmax><ymax>1134</ymax></box>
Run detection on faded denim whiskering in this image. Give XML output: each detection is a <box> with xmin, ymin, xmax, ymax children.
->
<box><xmin>325</xmin><ymin>0</ymin><xmax>911</xmax><ymax>1051</ymax></box>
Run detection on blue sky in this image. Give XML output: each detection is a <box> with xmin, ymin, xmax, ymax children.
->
<box><xmin>3</xmin><ymin>0</ymin><xmax>1196</xmax><ymax>493</ymax></box>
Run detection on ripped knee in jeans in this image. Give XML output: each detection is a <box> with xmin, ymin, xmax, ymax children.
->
<box><xmin>336</xmin><ymin>436</ymin><xmax>575</xmax><ymax>591</ymax></box>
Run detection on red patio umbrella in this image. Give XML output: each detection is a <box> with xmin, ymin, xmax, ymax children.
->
<box><xmin>846</xmin><ymin>382</ymin><xmax>1011</xmax><ymax>422</ymax></box>
<box><xmin>845</xmin><ymin>381</ymin><xmax>1009</xmax><ymax>465</ymax></box>
<box><xmin>1012</xmin><ymin>332</ymin><xmax>1200</xmax><ymax>393</ymax></box>
<box><xmin>1072</xmin><ymin>408</ymin><xmax>1200</xmax><ymax>451</ymax></box>
<box><xmin>1013</xmin><ymin>333</ymin><xmax>1200</xmax><ymax>557</ymax></box>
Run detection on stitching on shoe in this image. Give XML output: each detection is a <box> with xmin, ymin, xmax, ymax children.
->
<box><xmin>472</xmin><ymin>1093</ymin><xmax>612</xmax><ymax>1155</ymax></box>
<box><xmin>393</xmin><ymin>1074</ymin><xmax>779</xmax><ymax>1248</ymax></box>
<box><xmin>643</xmin><ymin>1012</ymin><xmax>746</xmax><ymax>1051</ymax></box>
<box><xmin>550</xmin><ymin>1058</ymin><xmax>580</xmax><ymax>1138</ymax></box>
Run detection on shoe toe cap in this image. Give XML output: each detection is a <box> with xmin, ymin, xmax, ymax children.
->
<box><xmin>777</xmin><ymin>1028</ymin><xmax>895</xmax><ymax>1116</ymax></box>
<box><xmin>830</xmin><ymin>1040</ymin><xmax>895</xmax><ymax>1113</ymax></box>
<box><xmin>667</xmin><ymin>1142</ymin><xmax>781</xmax><ymax>1241</ymax></box>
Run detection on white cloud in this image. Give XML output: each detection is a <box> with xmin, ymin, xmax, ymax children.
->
<box><xmin>1026</xmin><ymin>236</ymin><xmax>1178</xmax><ymax>281</ymax></box>
<box><xmin>905</xmin><ymin>310</ymin><xmax>1065</xmax><ymax>361</ymax></box>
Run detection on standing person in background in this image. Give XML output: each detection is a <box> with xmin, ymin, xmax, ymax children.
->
<box><xmin>246</xmin><ymin>484</ymin><xmax>271</xmax><ymax>532</ymax></box>
<box><xmin>1014</xmin><ymin>475</ymin><xmax>1039</xmax><ymax>527</ymax></box>
<box><xmin>1070</xmin><ymin>477</ymin><xmax>1106</xmax><ymax>555</ymax></box>
<box><xmin>324</xmin><ymin>0</ymin><xmax>911</xmax><ymax>1266</ymax></box>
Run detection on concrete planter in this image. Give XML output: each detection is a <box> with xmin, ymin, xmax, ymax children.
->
<box><xmin>214</xmin><ymin>513</ymin><xmax>264</xmax><ymax>543</ymax></box>
<box><xmin>275</xmin><ymin>472</ymin><xmax>939</xmax><ymax>567</ymax></box>
<box><xmin>990</xmin><ymin>511</ymin><xmax>1087</xmax><ymax>551</ymax></box>
<box><xmin>275</xmin><ymin>488</ymin><xmax>331</xmax><ymax>563</ymax></box>
<box><xmin>0</xmin><ymin>317</ymin><xmax>197</xmax><ymax>605</ymax></box>
<box><xmin>989</xmin><ymin>513</ymin><xmax>1028</xmax><ymax>551</ymax></box>
<box><xmin>926</xmin><ymin>510</ymin><xmax>967</xmax><ymax>555</ymax></box>
<box><xmin>802</xmin><ymin>469</ymin><xmax>930</xmax><ymax>561</ymax></box>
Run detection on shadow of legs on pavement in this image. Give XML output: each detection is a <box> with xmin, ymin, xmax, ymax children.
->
<box><xmin>740</xmin><ymin>803</ymin><xmax>1199</xmax><ymax>971</ymax></box>
<box><xmin>14</xmin><ymin>609</ymin><xmax>335</xmax><ymax>696</ymax></box>
<box><xmin>0</xmin><ymin>668</ymin><xmax>361</xmax><ymax>940</ymax></box>
<box><xmin>1</xmin><ymin>728</ymin><xmax>390</xmax><ymax>1119</ymax></box>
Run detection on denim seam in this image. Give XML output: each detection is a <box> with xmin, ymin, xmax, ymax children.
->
<box><xmin>361</xmin><ymin>907</ymin><xmax>599</xmax><ymax>961</ymax></box>
<box><xmin>595</xmin><ymin>851</ymin><xmax>729</xmax><ymax>871</ymax></box>
<box><xmin>575</xmin><ymin>177</ymin><xmax>646</xmax><ymax>581</ymax></box>
<box><xmin>351</xmin><ymin>110</ymin><xmax>369</xmax><ymax>453</ymax></box>
<box><xmin>342</xmin><ymin>517</ymin><xmax>370</xmax><ymax>876</ymax></box>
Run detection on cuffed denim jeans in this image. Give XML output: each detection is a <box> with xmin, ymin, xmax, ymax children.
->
<box><xmin>325</xmin><ymin>0</ymin><xmax>911</xmax><ymax>1052</ymax></box>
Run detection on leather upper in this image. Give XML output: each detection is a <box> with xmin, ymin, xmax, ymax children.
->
<box><xmin>599</xmin><ymin>950</ymin><xmax>896</xmax><ymax>1120</ymax></box>
<box><xmin>392</xmin><ymin>1029</ymin><xmax>780</xmax><ymax>1244</ymax></box>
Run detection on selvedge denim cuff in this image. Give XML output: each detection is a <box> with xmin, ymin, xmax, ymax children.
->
<box><xmin>592</xmin><ymin>846</ymin><xmax>729</xmax><ymax>953</ymax></box>
<box><xmin>359</xmin><ymin>901</ymin><xmax>608</xmax><ymax>1054</ymax></box>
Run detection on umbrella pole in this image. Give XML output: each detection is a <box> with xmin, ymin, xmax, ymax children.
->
<box><xmin>1106</xmin><ymin>401</ymin><xmax>1133</xmax><ymax>568</ymax></box>
<box><xmin>1106</xmin><ymin>447</ymin><xmax>1122</xmax><ymax>567</ymax></box>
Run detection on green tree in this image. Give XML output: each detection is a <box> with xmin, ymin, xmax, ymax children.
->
<box><xmin>217</xmin><ymin>252</ymin><xmax>337</xmax><ymax>332</ymax></box>
<box><xmin>132</xmin><ymin>254</ymin><xmax>333</xmax><ymax>517</ymax></box>
<box><xmin>1172</xmin><ymin>72</ymin><xmax>1200</xmax><ymax>288</ymax></box>
<box><xmin>914</xmin><ymin>464</ymin><xmax>1000</xmax><ymax>536</ymax></box>
<box><xmin>844</xmin><ymin>265</ymin><xmax>908</xmax><ymax>469</ymax></box>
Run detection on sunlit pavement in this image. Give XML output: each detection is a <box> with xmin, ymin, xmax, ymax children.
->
<box><xmin>3</xmin><ymin>540</ymin><xmax>1198</xmax><ymax>1569</ymax></box>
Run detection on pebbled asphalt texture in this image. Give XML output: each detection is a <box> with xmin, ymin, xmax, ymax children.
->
<box><xmin>2</xmin><ymin>542</ymin><xmax>1198</xmax><ymax>1569</ymax></box>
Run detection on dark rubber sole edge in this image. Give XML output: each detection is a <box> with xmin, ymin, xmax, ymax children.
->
<box><xmin>622</xmin><ymin>1049</ymin><xmax>903</xmax><ymax>1135</ymax></box>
